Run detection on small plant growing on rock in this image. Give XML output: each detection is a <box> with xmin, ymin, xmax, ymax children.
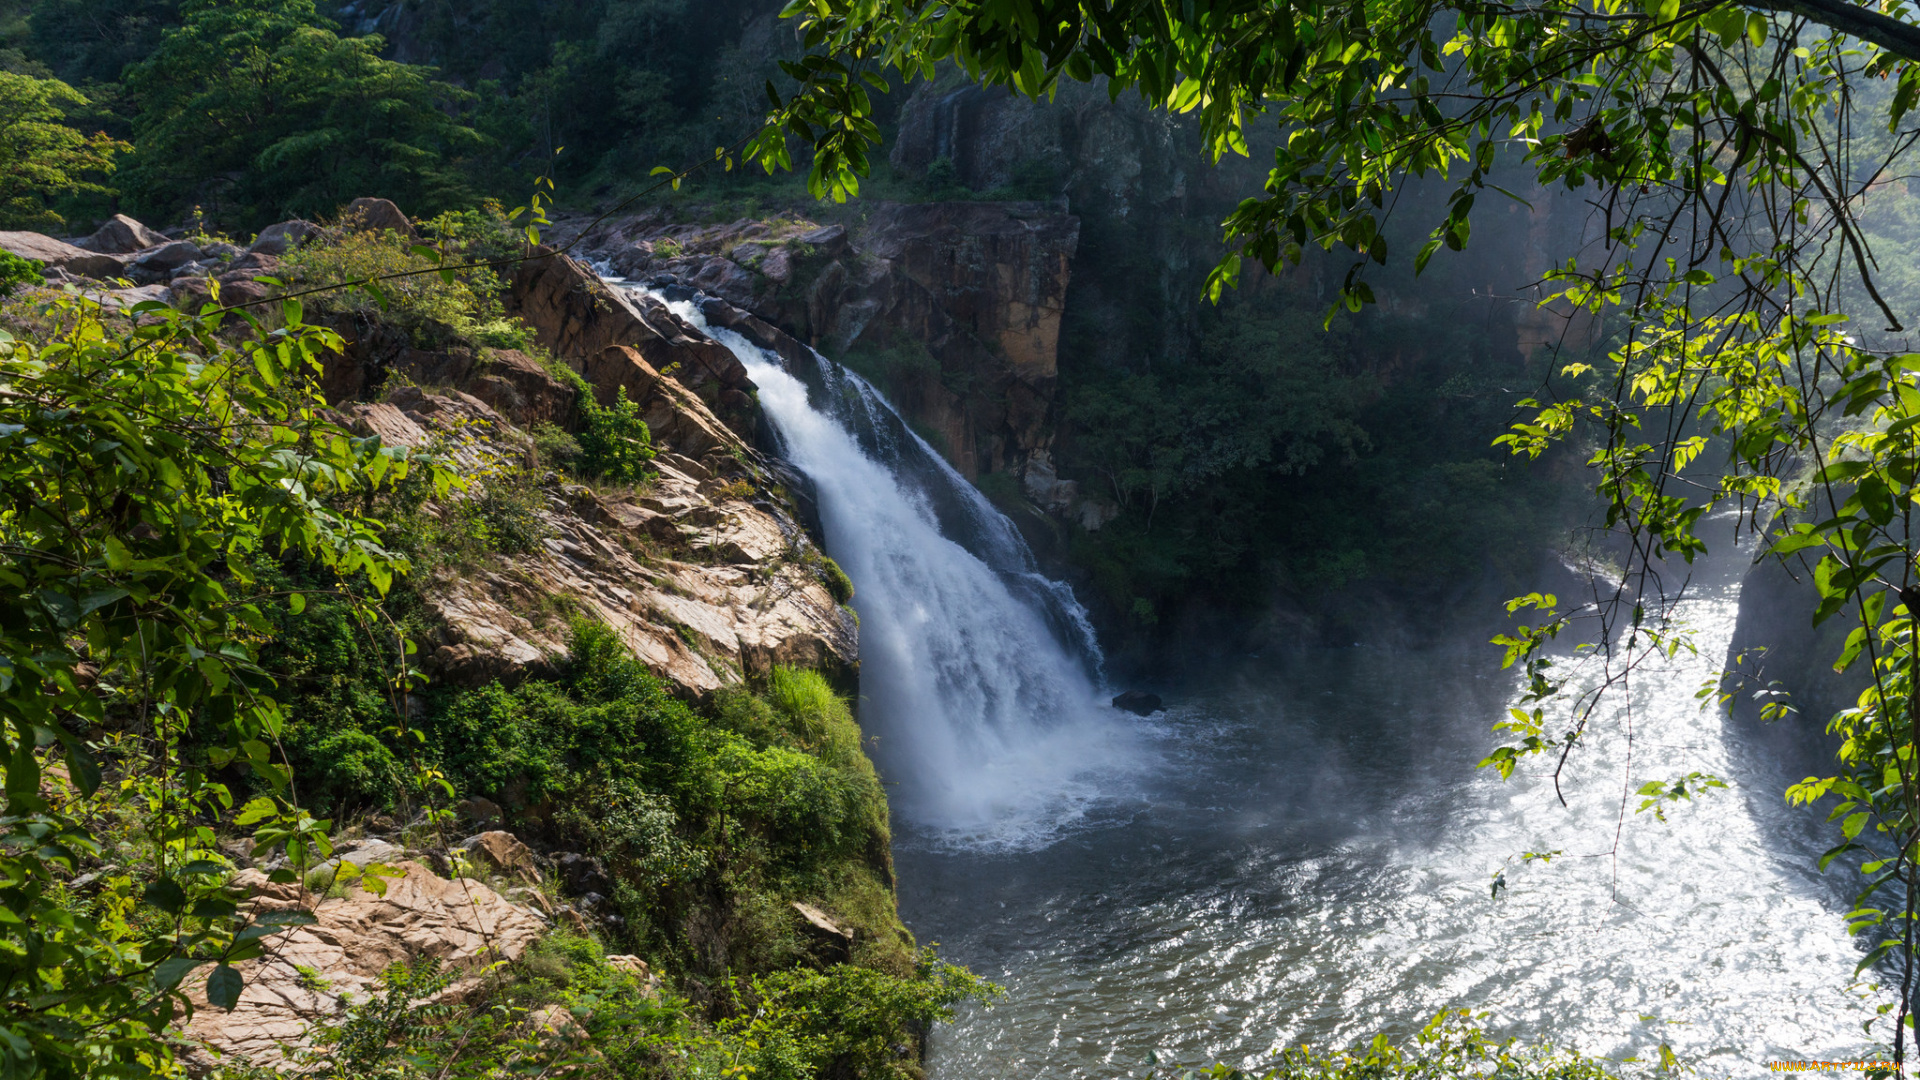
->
<box><xmin>820</xmin><ymin>556</ymin><xmax>855</xmax><ymax>604</ymax></box>
<box><xmin>711</xmin><ymin>478</ymin><xmax>755</xmax><ymax>502</ymax></box>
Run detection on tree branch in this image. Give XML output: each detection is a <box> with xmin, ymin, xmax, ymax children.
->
<box><xmin>1743</xmin><ymin>0</ymin><xmax>1920</xmax><ymax>63</ymax></box>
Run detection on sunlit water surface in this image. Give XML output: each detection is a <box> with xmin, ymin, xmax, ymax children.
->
<box><xmin>899</xmin><ymin>541</ymin><xmax>1880</xmax><ymax>1078</ymax></box>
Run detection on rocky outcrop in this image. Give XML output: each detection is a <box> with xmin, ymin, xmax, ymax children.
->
<box><xmin>504</xmin><ymin>249</ymin><xmax>756</xmax><ymax>437</ymax></box>
<box><xmin>184</xmin><ymin>860</ymin><xmax>547</xmax><ymax>1070</ymax></box>
<box><xmin>566</xmin><ymin>201</ymin><xmax>1079</xmax><ymax>479</ymax></box>
<box><xmin>339</xmin><ymin>387</ymin><xmax>855</xmax><ymax>697</ymax></box>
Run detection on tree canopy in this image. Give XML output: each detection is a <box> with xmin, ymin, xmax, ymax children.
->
<box><xmin>0</xmin><ymin>70</ymin><xmax>122</xmax><ymax>230</ymax></box>
<box><xmin>121</xmin><ymin>0</ymin><xmax>486</xmax><ymax>230</ymax></box>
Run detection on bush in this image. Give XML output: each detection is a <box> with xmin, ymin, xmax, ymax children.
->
<box><xmin>531</xmin><ymin>420</ymin><xmax>582</xmax><ymax>470</ymax></box>
<box><xmin>576</xmin><ymin>386</ymin><xmax>656</xmax><ymax>483</ymax></box>
<box><xmin>427</xmin><ymin>620</ymin><xmax>704</xmax><ymax>813</ymax></box>
<box><xmin>720</xmin><ymin>954</ymin><xmax>999</xmax><ymax>1080</ymax></box>
<box><xmin>0</xmin><ymin>251</ymin><xmax>40</xmax><ymax>296</ymax></box>
<box><xmin>453</xmin><ymin>470</ymin><xmax>550</xmax><ymax>555</ymax></box>
<box><xmin>288</xmin><ymin>728</ymin><xmax>404</xmax><ymax>812</ymax></box>
<box><xmin>1157</xmin><ymin>1010</ymin><xmax>1619</xmax><ymax>1080</ymax></box>
<box><xmin>280</xmin><ymin>225</ymin><xmax>515</xmax><ymax>349</ymax></box>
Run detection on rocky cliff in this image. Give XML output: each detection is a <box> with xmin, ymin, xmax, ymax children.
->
<box><xmin>565</xmin><ymin>199</ymin><xmax>1079</xmax><ymax>481</ymax></box>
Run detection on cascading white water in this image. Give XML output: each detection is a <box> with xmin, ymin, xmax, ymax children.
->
<box><xmin>641</xmin><ymin>290</ymin><xmax>1139</xmax><ymax>849</ymax></box>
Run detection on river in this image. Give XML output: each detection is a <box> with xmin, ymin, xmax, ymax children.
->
<box><xmin>899</xmin><ymin>538</ymin><xmax>1881</xmax><ymax>1077</ymax></box>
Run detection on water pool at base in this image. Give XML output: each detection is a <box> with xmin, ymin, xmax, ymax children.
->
<box><xmin>897</xmin><ymin>559</ymin><xmax>1879</xmax><ymax>1077</ymax></box>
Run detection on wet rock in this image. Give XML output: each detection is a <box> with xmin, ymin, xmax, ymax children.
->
<box><xmin>1111</xmin><ymin>690</ymin><xmax>1163</xmax><ymax>716</ymax></box>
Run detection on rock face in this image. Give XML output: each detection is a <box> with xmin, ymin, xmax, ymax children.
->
<box><xmin>338</xmin><ymin>387</ymin><xmax>855</xmax><ymax>697</ymax></box>
<box><xmin>566</xmin><ymin>201</ymin><xmax>1079</xmax><ymax>479</ymax></box>
<box><xmin>184</xmin><ymin>861</ymin><xmax>547</xmax><ymax>1070</ymax></box>
<box><xmin>504</xmin><ymin>249</ymin><xmax>757</xmax><ymax>438</ymax></box>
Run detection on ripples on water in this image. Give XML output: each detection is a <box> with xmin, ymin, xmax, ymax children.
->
<box><xmin>900</xmin><ymin>547</ymin><xmax>1882</xmax><ymax>1078</ymax></box>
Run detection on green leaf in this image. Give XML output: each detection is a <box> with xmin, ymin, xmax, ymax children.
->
<box><xmin>207</xmin><ymin>964</ymin><xmax>244</xmax><ymax>1011</ymax></box>
<box><xmin>144</xmin><ymin>876</ymin><xmax>186</xmax><ymax>914</ymax></box>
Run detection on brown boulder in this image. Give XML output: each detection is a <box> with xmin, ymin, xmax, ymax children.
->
<box><xmin>341</xmin><ymin>197</ymin><xmax>415</xmax><ymax>236</ymax></box>
<box><xmin>583</xmin><ymin>346</ymin><xmax>744</xmax><ymax>458</ymax></box>
<box><xmin>505</xmin><ymin>248</ymin><xmax>752</xmax><ymax>397</ymax></box>
<box><xmin>220</xmin><ymin>251</ymin><xmax>280</xmax><ymax>281</ymax></box>
<box><xmin>628</xmin><ymin>291</ymin><xmax>750</xmax><ymax>396</ymax></box>
<box><xmin>75</xmin><ymin>213</ymin><xmax>168</xmax><ymax>254</ymax></box>
<box><xmin>505</xmin><ymin>247</ymin><xmax>659</xmax><ymax>360</ymax></box>
<box><xmin>0</xmin><ymin>232</ymin><xmax>125</xmax><ymax>278</ymax></box>
<box><xmin>791</xmin><ymin>901</ymin><xmax>853</xmax><ymax>962</ymax></box>
<box><xmin>250</xmin><ymin>219</ymin><xmax>318</xmax><ymax>256</ymax></box>
<box><xmin>454</xmin><ymin>830</ymin><xmax>543</xmax><ymax>884</ymax></box>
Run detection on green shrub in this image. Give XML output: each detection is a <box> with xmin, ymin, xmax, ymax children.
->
<box><xmin>427</xmin><ymin>620</ymin><xmax>704</xmax><ymax>812</ymax></box>
<box><xmin>280</xmin><ymin>225</ymin><xmax>515</xmax><ymax>349</ymax></box>
<box><xmin>1159</xmin><ymin>1009</ymin><xmax>1618</xmax><ymax>1080</ymax></box>
<box><xmin>768</xmin><ymin>666</ymin><xmax>863</xmax><ymax>767</ymax></box>
<box><xmin>287</xmin><ymin>728</ymin><xmax>404</xmax><ymax>812</ymax></box>
<box><xmin>576</xmin><ymin>386</ymin><xmax>656</xmax><ymax>484</ymax></box>
<box><xmin>0</xmin><ymin>251</ymin><xmax>40</xmax><ymax>295</ymax></box>
<box><xmin>530</xmin><ymin>420</ymin><xmax>582</xmax><ymax>471</ymax></box>
<box><xmin>454</xmin><ymin>470</ymin><xmax>551</xmax><ymax>555</ymax></box>
<box><xmin>721</xmin><ymin>953</ymin><xmax>999</xmax><ymax>1080</ymax></box>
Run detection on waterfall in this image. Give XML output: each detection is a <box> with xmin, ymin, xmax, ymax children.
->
<box><xmin>643</xmin><ymin>291</ymin><xmax>1141</xmax><ymax>850</ymax></box>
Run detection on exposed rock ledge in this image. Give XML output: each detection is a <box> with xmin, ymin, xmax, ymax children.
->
<box><xmin>346</xmin><ymin>380</ymin><xmax>856</xmax><ymax>698</ymax></box>
<box><xmin>183</xmin><ymin>861</ymin><xmax>547</xmax><ymax>1072</ymax></box>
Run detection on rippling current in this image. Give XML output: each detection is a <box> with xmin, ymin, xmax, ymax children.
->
<box><xmin>898</xmin><ymin>533</ymin><xmax>1881</xmax><ymax>1077</ymax></box>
